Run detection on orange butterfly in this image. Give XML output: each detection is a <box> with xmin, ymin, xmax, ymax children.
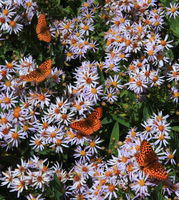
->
<box><xmin>135</xmin><ymin>140</ymin><xmax>168</xmax><ymax>181</ymax></box>
<box><xmin>20</xmin><ymin>59</ymin><xmax>52</xmax><ymax>83</ymax></box>
<box><xmin>70</xmin><ymin>107</ymin><xmax>102</xmax><ymax>135</ymax></box>
<box><xmin>36</xmin><ymin>14</ymin><xmax>51</xmax><ymax>43</ymax></box>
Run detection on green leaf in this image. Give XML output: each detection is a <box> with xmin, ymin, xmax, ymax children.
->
<box><xmin>165</xmin><ymin>48</ymin><xmax>174</xmax><ymax>60</ymax></box>
<box><xmin>168</xmin><ymin>16</ymin><xmax>179</xmax><ymax>37</ymax></box>
<box><xmin>57</xmin><ymin>0</ymin><xmax>61</xmax><ymax>6</ymax></box>
<box><xmin>102</xmin><ymin>117</ymin><xmax>113</xmax><ymax>125</ymax></box>
<box><xmin>50</xmin><ymin>175</ymin><xmax>64</xmax><ymax>200</ymax></box>
<box><xmin>142</xmin><ymin>102</ymin><xmax>152</xmax><ymax>121</ymax></box>
<box><xmin>0</xmin><ymin>195</ymin><xmax>5</xmax><ymax>200</ymax></box>
<box><xmin>108</xmin><ymin>122</ymin><xmax>120</xmax><ymax>151</ymax></box>
<box><xmin>97</xmin><ymin>66</ymin><xmax>105</xmax><ymax>84</ymax></box>
<box><xmin>112</xmin><ymin>115</ymin><xmax>130</xmax><ymax>127</ymax></box>
<box><xmin>171</xmin><ymin>126</ymin><xmax>179</xmax><ymax>132</ymax></box>
<box><xmin>120</xmin><ymin>90</ymin><xmax>127</xmax><ymax>98</ymax></box>
<box><xmin>160</xmin><ymin>0</ymin><xmax>170</xmax><ymax>6</ymax></box>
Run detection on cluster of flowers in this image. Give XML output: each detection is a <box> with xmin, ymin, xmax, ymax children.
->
<box><xmin>63</xmin><ymin>112</ymin><xmax>178</xmax><ymax>199</ymax></box>
<box><xmin>0</xmin><ymin>53</ymin><xmax>122</xmax><ymax>150</ymax></box>
<box><xmin>102</xmin><ymin>0</ymin><xmax>179</xmax><ymax>96</ymax></box>
<box><xmin>52</xmin><ymin>0</ymin><xmax>98</xmax><ymax>61</ymax></box>
<box><xmin>0</xmin><ymin>55</ymin><xmax>64</xmax><ymax>149</ymax></box>
<box><xmin>2</xmin><ymin>112</ymin><xmax>178</xmax><ymax>199</ymax></box>
<box><xmin>0</xmin><ymin>0</ymin><xmax>178</xmax><ymax>199</ymax></box>
<box><xmin>167</xmin><ymin>62</ymin><xmax>179</xmax><ymax>103</ymax></box>
<box><xmin>0</xmin><ymin>0</ymin><xmax>38</xmax><ymax>36</ymax></box>
<box><xmin>1</xmin><ymin>155</ymin><xmax>67</xmax><ymax>199</ymax></box>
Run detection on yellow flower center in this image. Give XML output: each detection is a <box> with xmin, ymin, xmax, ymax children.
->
<box><xmin>108</xmin><ymin>184</ymin><xmax>115</xmax><ymax>192</ymax></box>
<box><xmin>90</xmin><ymin>141</ymin><xmax>96</xmax><ymax>147</ymax></box>
<box><xmin>138</xmin><ymin>179</ymin><xmax>145</xmax><ymax>186</ymax></box>
<box><xmin>80</xmin><ymin>150</ymin><xmax>86</xmax><ymax>156</ymax></box>
<box><xmin>168</xmin><ymin>154</ymin><xmax>174</xmax><ymax>159</ymax></box>
<box><xmin>170</xmin><ymin>7</ymin><xmax>177</xmax><ymax>13</ymax></box>
<box><xmin>145</xmin><ymin>126</ymin><xmax>151</xmax><ymax>132</ymax></box>
<box><xmin>158</xmin><ymin>125</ymin><xmax>164</xmax><ymax>131</ymax></box>
<box><xmin>5</xmin><ymin>81</ymin><xmax>11</xmax><ymax>87</ymax></box>
<box><xmin>3</xmin><ymin>9</ymin><xmax>9</xmax><ymax>16</ymax></box>
<box><xmin>38</xmin><ymin>94</ymin><xmax>45</xmax><ymax>101</ymax></box>
<box><xmin>158</xmin><ymin>134</ymin><xmax>165</xmax><ymax>140</ymax></box>
<box><xmin>50</xmin><ymin>132</ymin><xmax>57</xmax><ymax>138</ymax></box>
<box><xmin>173</xmin><ymin>92</ymin><xmax>179</xmax><ymax>98</ymax></box>
<box><xmin>130</xmin><ymin>131</ymin><xmax>136</xmax><ymax>137</ymax></box>
<box><xmin>43</xmin><ymin>122</ymin><xmax>49</xmax><ymax>129</ymax></box>
<box><xmin>136</xmin><ymin>81</ymin><xmax>142</xmax><ymax>87</ymax></box>
<box><xmin>83</xmin><ymin>25</ymin><xmax>89</xmax><ymax>31</ymax></box>
<box><xmin>35</xmin><ymin>139</ymin><xmax>41</xmax><ymax>146</ymax></box>
<box><xmin>56</xmin><ymin>139</ymin><xmax>62</xmax><ymax>145</ymax></box>
<box><xmin>6</xmin><ymin>63</ymin><xmax>13</xmax><ymax>69</ymax></box>
<box><xmin>12</xmin><ymin>132</ymin><xmax>19</xmax><ymax>139</ymax></box>
<box><xmin>121</xmin><ymin>156</ymin><xmax>128</xmax><ymax>163</ymax></box>
<box><xmin>66</xmin><ymin>52</ymin><xmax>73</xmax><ymax>57</ymax></box>
<box><xmin>148</xmin><ymin>50</ymin><xmax>154</xmax><ymax>56</ymax></box>
<box><xmin>107</xmin><ymin>93</ymin><xmax>112</xmax><ymax>98</ymax></box>
<box><xmin>3</xmin><ymin>97</ymin><xmax>11</xmax><ymax>104</ymax></box>
<box><xmin>9</xmin><ymin>21</ymin><xmax>17</xmax><ymax>28</ymax></box>
<box><xmin>91</xmin><ymin>88</ymin><xmax>97</xmax><ymax>94</ymax></box>
<box><xmin>109</xmin><ymin>64</ymin><xmax>114</xmax><ymax>69</ymax></box>
<box><xmin>26</xmin><ymin>2</ymin><xmax>32</xmax><ymax>7</ymax></box>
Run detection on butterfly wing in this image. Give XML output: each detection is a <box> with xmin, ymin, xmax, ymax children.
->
<box><xmin>70</xmin><ymin>107</ymin><xmax>102</xmax><ymax>135</ymax></box>
<box><xmin>39</xmin><ymin>59</ymin><xmax>52</xmax><ymax>77</ymax></box>
<box><xmin>36</xmin><ymin>14</ymin><xmax>51</xmax><ymax>43</ymax></box>
<box><xmin>70</xmin><ymin>120</ymin><xmax>94</xmax><ymax>135</ymax></box>
<box><xmin>20</xmin><ymin>60</ymin><xmax>52</xmax><ymax>83</ymax></box>
<box><xmin>88</xmin><ymin>107</ymin><xmax>103</xmax><ymax>120</ymax></box>
<box><xmin>88</xmin><ymin>107</ymin><xmax>102</xmax><ymax>133</ymax></box>
<box><xmin>139</xmin><ymin>140</ymin><xmax>158</xmax><ymax>167</ymax></box>
<box><xmin>91</xmin><ymin>119</ymin><xmax>101</xmax><ymax>132</ymax></box>
<box><xmin>144</xmin><ymin>161</ymin><xmax>168</xmax><ymax>180</ymax></box>
<box><xmin>20</xmin><ymin>70</ymin><xmax>42</xmax><ymax>82</ymax></box>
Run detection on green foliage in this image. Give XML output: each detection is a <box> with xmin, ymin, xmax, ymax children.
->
<box><xmin>168</xmin><ymin>16</ymin><xmax>179</xmax><ymax>37</ymax></box>
<box><xmin>0</xmin><ymin>195</ymin><xmax>5</xmax><ymax>200</ymax></box>
<box><xmin>171</xmin><ymin>126</ymin><xmax>179</xmax><ymax>132</ymax></box>
<box><xmin>109</xmin><ymin>122</ymin><xmax>120</xmax><ymax>152</ymax></box>
<box><xmin>112</xmin><ymin>115</ymin><xmax>130</xmax><ymax>128</ymax></box>
<box><xmin>48</xmin><ymin>175</ymin><xmax>64</xmax><ymax>199</ymax></box>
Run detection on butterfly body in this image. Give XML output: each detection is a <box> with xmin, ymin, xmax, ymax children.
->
<box><xmin>20</xmin><ymin>59</ymin><xmax>52</xmax><ymax>83</ymax></box>
<box><xmin>70</xmin><ymin>107</ymin><xmax>102</xmax><ymax>135</ymax></box>
<box><xmin>36</xmin><ymin>14</ymin><xmax>51</xmax><ymax>43</ymax></box>
<box><xmin>135</xmin><ymin>140</ymin><xmax>168</xmax><ymax>180</ymax></box>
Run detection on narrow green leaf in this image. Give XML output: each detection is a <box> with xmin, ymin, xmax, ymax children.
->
<box><xmin>108</xmin><ymin>122</ymin><xmax>120</xmax><ymax>151</ymax></box>
<box><xmin>120</xmin><ymin>90</ymin><xmax>127</xmax><ymax>98</ymax></box>
<box><xmin>171</xmin><ymin>126</ymin><xmax>179</xmax><ymax>132</ymax></box>
<box><xmin>0</xmin><ymin>195</ymin><xmax>5</xmax><ymax>200</ymax></box>
<box><xmin>112</xmin><ymin>115</ymin><xmax>130</xmax><ymax>127</ymax></box>
<box><xmin>168</xmin><ymin>16</ymin><xmax>179</xmax><ymax>37</ymax></box>
<box><xmin>101</xmin><ymin>117</ymin><xmax>112</xmax><ymax>125</ymax></box>
<box><xmin>57</xmin><ymin>0</ymin><xmax>61</xmax><ymax>6</ymax></box>
<box><xmin>97</xmin><ymin>66</ymin><xmax>105</xmax><ymax>84</ymax></box>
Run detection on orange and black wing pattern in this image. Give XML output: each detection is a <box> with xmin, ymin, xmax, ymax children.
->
<box><xmin>70</xmin><ymin>107</ymin><xmax>102</xmax><ymax>135</ymax></box>
<box><xmin>20</xmin><ymin>59</ymin><xmax>52</xmax><ymax>83</ymax></box>
<box><xmin>135</xmin><ymin>140</ymin><xmax>168</xmax><ymax>181</ymax></box>
<box><xmin>36</xmin><ymin>14</ymin><xmax>51</xmax><ymax>43</ymax></box>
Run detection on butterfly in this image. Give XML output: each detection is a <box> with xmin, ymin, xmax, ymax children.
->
<box><xmin>20</xmin><ymin>59</ymin><xmax>52</xmax><ymax>83</ymax></box>
<box><xmin>135</xmin><ymin>140</ymin><xmax>168</xmax><ymax>180</ymax></box>
<box><xmin>36</xmin><ymin>14</ymin><xmax>51</xmax><ymax>43</ymax></box>
<box><xmin>70</xmin><ymin>107</ymin><xmax>102</xmax><ymax>135</ymax></box>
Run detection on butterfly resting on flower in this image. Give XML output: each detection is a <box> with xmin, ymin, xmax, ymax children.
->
<box><xmin>20</xmin><ymin>59</ymin><xmax>52</xmax><ymax>83</ymax></box>
<box><xmin>70</xmin><ymin>107</ymin><xmax>102</xmax><ymax>135</ymax></box>
<box><xmin>36</xmin><ymin>14</ymin><xmax>51</xmax><ymax>43</ymax></box>
<box><xmin>135</xmin><ymin>140</ymin><xmax>168</xmax><ymax>181</ymax></box>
